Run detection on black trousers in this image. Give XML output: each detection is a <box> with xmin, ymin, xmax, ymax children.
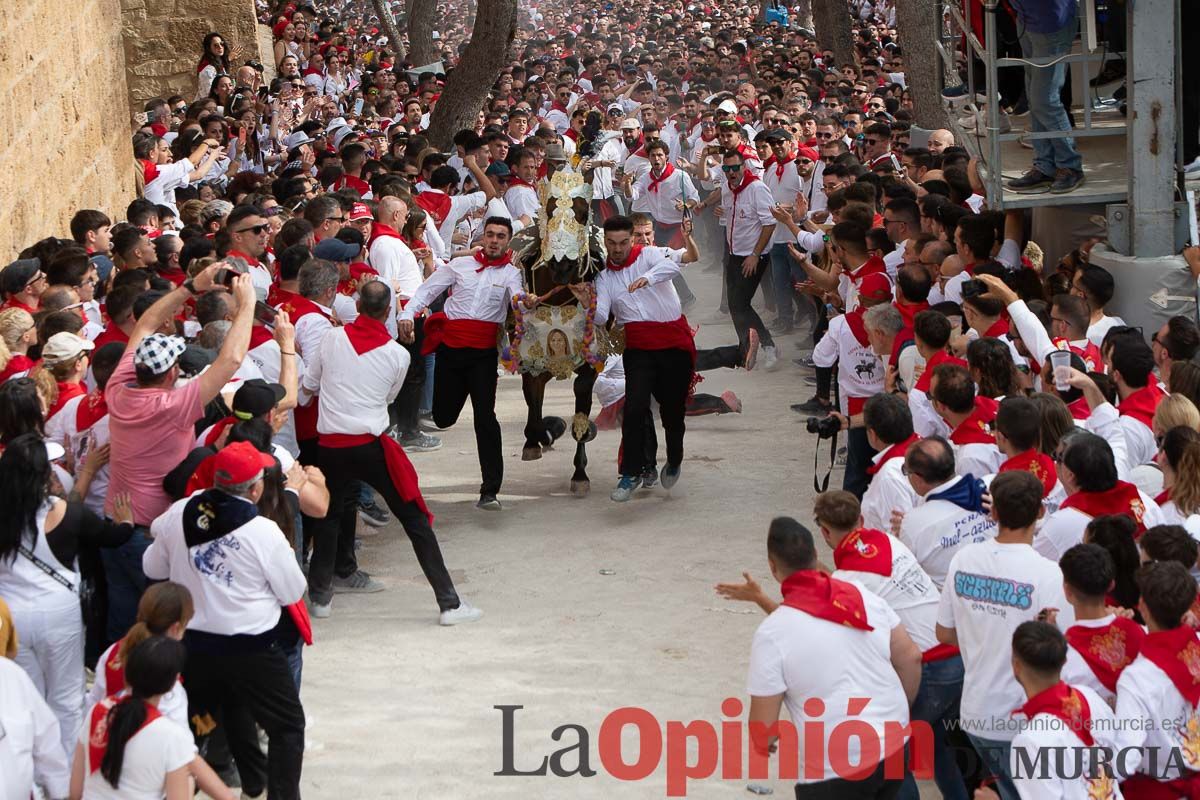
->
<box><xmin>695</xmin><ymin>345</ymin><xmax>740</xmax><ymax>371</ymax></box>
<box><xmin>725</xmin><ymin>254</ymin><xmax>774</xmax><ymax>349</ymax></box>
<box><xmin>184</xmin><ymin>635</ymin><xmax>305</xmax><ymax>800</ymax></box>
<box><xmin>314</xmin><ymin>440</ymin><xmax>460</xmax><ymax>610</ymax></box>
<box><xmin>620</xmin><ymin>347</ymin><xmax>692</xmax><ymax>477</ymax></box>
<box><xmin>393</xmin><ymin>317</ymin><xmax>426</xmax><ymax>437</ymax></box>
<box><xmin>793</xmin><ymin>755</ymin><xmax>905</xmax><ymax>800</ymax></box>
<box><xmin>432</xmin><ymin>345</ymin><xmax>503</xmax><ymax>496</ymax></box>
<box><xmin>843</xmin><ymin>425</ymin><xmax>877</xmax><ymax>500</ymax></box>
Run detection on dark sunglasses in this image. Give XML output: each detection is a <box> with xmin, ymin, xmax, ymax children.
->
<box><xmin>721</xmin><ymin>164</ymin><xmax>743</xmax><ymax>173</ymax></box>
<box><xmin>235</xmin><ymin>224</ymin><xmax>269</xmax><ymax>235</ymax></box>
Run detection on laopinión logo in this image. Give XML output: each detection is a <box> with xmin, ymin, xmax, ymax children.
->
<box><xmin>494</xmin><ymin>698</ymin><xmax>935</xmax><ymax>797</ymax></box>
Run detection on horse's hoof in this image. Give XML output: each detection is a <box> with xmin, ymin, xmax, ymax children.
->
<box><xmin>522</xmin><ymin>447</ymin><xmax>543</xmax><ymax>462</ymax></box>
<box><xmin>570</xmin><ymin>479</ymin><xmax>590</xmax><ymax>496</ymax></box>
<box><xmin>571</xmin><ymin>413</ymin><xmax>598</xmax><ymax>443</ymax></box>
<box><xmin>543</xmin><ymin>416</ymin><xmax>568</xmax><ymax>444</ymax></box>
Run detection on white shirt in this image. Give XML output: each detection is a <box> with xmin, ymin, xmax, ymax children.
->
<box><xmin>716</xmin><ymin>176</ymin><xmax>777</xmax><ymax>256</ymax></box>
<box><xmin>1115</xmin><ymin>630</ymin><xmax>1200</xmax><ymax>779</ymax></box>
<box><xmin>1118</xmin><ymin>413</ymin><xmax>1157</xmax><ymax>469</ymax></box>
<box><xmin>303</xmin><ymin>324</ymin><xmax>408</xmax><ymax>437</ymax></box>
<box><xmin>936</xmin><ymin>540</ymin><xmax>1074</xmax><ymax>742</ymax></box>
<box><xmin>900</xmin><ymin>476</ymin><xmax>998</xmax><ymax>589</ymax></box>
<box><xmin>909</xmin><ymin>387</ymin><xmax>951</xmax><ymax>438</ymax></box>
<box><xmin>862</xmin><ymin>454</ymin><xmax>918</xmax><ymax>534</ymax></box>
<box><xmin>369</xmin><ymin>233</ymin><xmax>424</xmax><ymax>299</ymax></box>
<box><xmin>289</xmin><ymin>301</ymin><xmax>333</xmax><ymax>369</ymax></box>
<box><xmin>79</xmin><ymin>707</ymin><xmax>196</xmax><ymax>800</ymax></box>
<box><xmin>591</xmin><ymin>136</ymin><xmax>625</xmax><ymax>200</ymax></box>
<box><xmin>883</xmin><ymin>242</ymin><xmax>905</xmax><ymax>280</ymax></box>
<box><xmin>504</xmin><ymin>183</ymin><xmax>541</xmax><ymax>221</ymax></box>
<box><xmin>594</xmin><ymin>247</ymin><xmax>683</xmax><ymax>327</ymax></box>
<box><xmin>762</xmin><ymin>159</ymin><xmax>802</xmax><ymax>246</ymax></box>
<box><xmin>425</xmin><ymin>189</ymin><xmax>489</xmax><ymax>246</ymax></box>
<box><xmin>1061</xmin><ymin>615</ymin><xmax>1135</xmax><ymax>708</ymax></box>
<box><xmin>1009</xmin><ymin>684</ymin><xmax>1125</xmax><ymax>800</ymax></box>
<box><xmin>1035</xmin><ymin>489</ymin><xmax>1164</xmax><ymax>562</ymax></box>
<box><xmin>0</xmin><ymin>657</ymin><xmax>69</xmax><ymax>800</ymax></box>
<box><xmin>88</xmin><ymin>641</ymin><xmax>189</xmax><ymax>730</ymax></box>
<box><xmin>142</xmin><ymin>159</ymin><xmax>194</xmax><ymax>213</ymax></box>
<box><xmin>812</xmin><ymin>313</ymin><xmax>885</xmax><ymax>415</ymax></box>
<box><xmin>1086</xmin><ymin>314</ymin><xmax>1126</xmax><ymax>348</ymax></box>
<box><xmin>835</xmin><ymin>533</ymin><xmax>942</xmax><ymax>653</ymax></box>
<box><xmin>629</xmin><ymin>168</ymin><xmax>697</xmax><ymax>225</ymax></box>
<box><xmin>401</xmin><ymin>256</ymin><xmax>524</xmax><ymax>323</ymax></box>
<box><xmin>143</xmin><ymin>495</ymin><xmax>307</xmax><ymax>636</ymax></box>
<box><xmin>746</xmin><ymin>585</ymin><xmax>908</xmax><ymax>783</ymax></box>
<box><xmin>952</xmin><ymin>439</ymin><xmax>1004</xmax><ymax>480</ymax></box>
<box><xmin>45</xmin><ymin>394</ymin><xmax>110</xmax><ymax>515</ymax></box>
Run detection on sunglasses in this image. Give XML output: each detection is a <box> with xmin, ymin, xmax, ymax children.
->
<box><xmin>235</xmin><ymin>224</ymin><xmax>269</xmax><ymax>235</ymax></box>
<box><xmin>721</xmin><ymin>164</ymin><xmax>743</xmax><ymax>172</ymax></box>
<box><xmin>815</xmin><ymin>132</ymin><xmax>834</xmax><ymax>139</ymax></box>
<box><xmin>864</xmin><ymin>139</ymin><xmax>880</xmax><ymax>146</ymax></box>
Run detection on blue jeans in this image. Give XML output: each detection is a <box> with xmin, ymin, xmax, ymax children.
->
<box><xmin>421</xmin><ymin>354</ymin><xmax>436</xmax><ymax>415</ymax></box>
<box><xmin>1020</xmin><ymin>14</ymin><xmax>1083</xmax><ymax>174</ymax></box>
<box><xmin>101</xmin><ymin>526</ymin><xmax>151</xmax><ymax>643</ymax></box>
<box><xmin>769</xmin><ymin>243</ymin><xmax>796</xmax><ymax>323</ymax></box>
<box><xmin>284</xmin><ymin>639</ymin><xmax>303</xmax><ymax>690</ymax></box>
<box><xmin>966</xmin><ymin>733</ymin><xmax>1017</xmax><ymax>800</ymax></box>
<box><xmin>898</xmin><ymin>656</ymin><xmax>967</xmax><ymax>800</ymax></box>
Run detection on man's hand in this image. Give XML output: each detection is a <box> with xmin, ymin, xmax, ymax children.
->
<box><xmin>628</xmin><ymin>277</ymin><xmax>650</xmax><ymax>292</ymax></box>
<box><xmin>976</xmin><ymin>273</ymin><xmax>1017</xmax><ymax>306</ymax></box>
<box><xmin>568</xmin><ymin>282</ymin><xmax>594</xmax><ymax>303</ymax></box>
<box><xmin>741</xmin><ymin>254</ymin><xmax>759</xmax><ymax>277</ymax></box>
<box><xmin>1184</xmin><ymin>245</ymin><xmax>1200</xmax><ymax>279</ymax></box>
<box><xmin>191</xmin><ymin>262</ymin><xmax>228</xmax><ymax>293</ymax></box>
<box><xmin>715</xmin><ymin>572</ymin><xmax>766</xmax><ymax>603</ymax></box>
<box><xmin>521</xmin><ymin>293</ymin><xmax>539</xmax><ymax>309</ymax></box>
<box><xmin>770</xmin><ymin>204</ymin><xmax>793</xmax><ymax>224</ymax></box>
<box><xmin>681</xmin><ymin>218</ymin><xmax>694</xmax><ymax>236</ymax></box>
<box><xmin>830</xmin><ymin>411</ymin><xmax>849</xmax><ymax>431</ymax></box>
<box><xmin>889</xmin><ymin>509</ymin><xmax>905</xmax><ymax>537</ymax></box>
<box><xmin>273</xmin><ymin>309</ymin><xmax>295</xmax><ymax>349</ymax></box>
<box><xmin>397</xmin><ymin>318</ymin><xmax>415</xmax><ymax>343</ymax></box>
<box><xmin>793</xmin><ymin>191</ymin><xmax>809</xmax><ymax>220</ymax></box>
<box><xmin>231</xmin><ymin>273</ymin><xmax>255</xmax><ymax>309</ymax></box>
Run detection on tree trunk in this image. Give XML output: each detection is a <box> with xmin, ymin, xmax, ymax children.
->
<box><xmin>793</xmin><ymin>0</ymin><xmax>814</xmax><ymax>31</ymax></box>
<box><xmin>894</xmin><ymin>0</ymin><xmax>947</xmax><ymax>129</ymax></box>
<box><xmin>370</xmin><ymin>0</ymin><xmax>407</xmax><ymax>62</ymax></box>
<box><xmin>407</xmin><ymin>0</ymin><xmax>439</xmax><ymax>66</ymax></box>
<box><xmin>425</xmin><ymin>0</ymin><xmax>517</xmax><ymax>149</ymax></box>
<box><xmin>812</xmin><ymin>0</ymin><xmax>855</xmax><ymax>67</ymax></box>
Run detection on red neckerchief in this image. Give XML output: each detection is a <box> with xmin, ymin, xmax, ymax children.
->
<box><xmin>416</xmin><ymin>190</ymin><xmax>454</xmax><ymax>227</ymax></box>
<box><xmin>1066</xmin><ymin>617</ymin><xmax>1146</xmax><ymax>692</ymax></box>
<box><xmin>343</xmin><ymin>315</ymin><xmax>392</xmax><ymax>355</ymax></box>
<box><xmin>843</xmin><ymin>307</ymin><xmax>870</xmax><ymax>347</ymax></box>
<box><xmin>507</xmin><ymin>177</ymin><xmax>536</xmax><ymax>191</ymax></box>
<box><xmin>867</xmin><ymin>434</ymin><xmax>918</xmax><ymax>476</ymax></box>
<box><xmin>780</xmin><ymin>569</ymin><xmax>874</xmax><ymax>631</ymax></box>
<box><xmin>975</xmin><ymin>395</ymin><xmax>1000</xmax><ymax>424</ymax></box>
<box><xmin>983</xmin><ymin>318</ymin><xmax>1010</xmax><ymax>338</ymax></box>
<box><xmin>367</xmin><ymin>221</ymin><xmax>404</xmax><ymax>249</ymax></box>
<box><xmin>949</xmin><ymin>402</ymin><xmax>996</xmax><ymax>446</ymax></box>
<box><xmin>49</xmin><ymin>381</ymin><xmax>87</xmax><ymax>420</ymax></box>
<box><xmin>735</xmin><ymin>142</ymin><xmax>758</xmax><ymax>165</ymax></box>
<box><xmin>1016</xmin><ymin>682</ymin><xmax>1095</xmax><ymax>746</ymax></box>
<box><xmin>647</xmin><ymin>164</ymin><xmax>675</xmax><ymax>193</ymax></box>
<box><xmin>564</xmin><ymin>128</ymin><xmax>580</xmax><ymax>142</ymax></box>
<box><xmin>104</xmin><ymin>639</ymin><xmax>126</xmax><ymax>695</ymax></box>
<box><xmin>88</xmin><ymin>696</ymin><xmax>162</xmax><ymax>773</ymax></box>
<box><xmin>625</xmin><ymin>134</ymin><xmax>645</xmax><ymax>156</ymax></box>
<box><xmin>332</xmin><ymin>174</ymin><xmax>372</xmax><ymax>196</ymax></box>
<box><xmin>226</xmin><ymin>248</ymin><xmax>262</xmax><ymax>269</ymax></box>
<box><xmin>139</xmin><ymin>159</ymin><xmax>160</xmax><ymax>184</ymax></box>
<box><xmin>1067</xmin><ymin>397</ymin><xmax>1092</xmax><ymax>421</ymax></box>
<box><xmin>0</xmin><ymin>354</ymin><xmax>34</xmax><ymax>384</ymax></box>
<box><xmin>1053</xmin><ymin>338</ymin><xmax>1103</xmax><ymax>373</ymax></box>
<box><xmin>846</xmin><ymin>255</ymin><xmax>888</xmax><ymax>285</ymax></box>
<box><xmin>277</xmin><ymin>295</ymin><xmax>331</xmax><ymax>323</ymax></box>
<box><xmin>248</xmin><ymin>325</ymin><xmax>275</xmax><ymax>350</ymax></box>
<box><xmin>729</xmin><ymin>170</ymin><xmax>759</xmax><ymax>196</ymax></box>
<box><xmin>772</xmin><ymin>154</ymin><xmax>794</xmax><ymax>179</ymax></box>
<box><xmin>473</xmin><ymin>250</ymin><xmax>513</xmax><ymax>271</ymax></box>
<box><xmin>338</xmin><ymin>262</ymin><xmax>379</xmax><ymax>296</ymax></box>
<box><xmin>962</xmin><ymin>261</ymin><xmax>976</xmax><ymax>276</ymax></box>
<box><xmin>914</xmin><ymin>350</ymin><xmax>966</xmax><ymax>393</ymax></box>
<box><xmin>1061</xmin><ymin>481</ymin><xmax>1149</xmax><ymax>535</ymax></box>
<box><xmin>607</xmin><ymin>245</ymin><xmax>644</xmax><ymax>271</ymax></box>
<box><xmin>1140</xmin><ymin>626</ymin><xmax>1200</xmax><ymax>707</ymax></box>
<box><xmin>1119</xmin><ymin>382</ymin><xmax>1165</xmax><ymax>429</ymax></box>
<box><xmin>832</xmin><ymin>528</ymin><xmax>893</xmax><ymax>577</ymax></box>
<box><xmin>203</xmin><ymin>416</ymin><xmax>236</xmax><ymax>448</ymax></box>
<box><xmin>2</xmin><ymin>298</ymin><xmax>37</xmax><ymax>314</ymax></box>
<box><xmin>1156</xmin><ymin>488</ymin><xmax>1172</xmax><ymax>506</ymax></box>
<box><xmin>999</xmin><ymin>450</ymin><xmax>1057</xmax><ymax>498</ymax></box>
<box><xmin>76</xmin><ymin>389</ymin><xmax>108</xmax><ymax>432</ymax></box>
<box><xmin>894</xmin><ymin>299</ymin><xmax>929</xmax><ymax>329</ymax></box>
<box><xmin>550</xmin><ymin>100</ymin><xmax>569</xmax><ymax>114</ymax></box>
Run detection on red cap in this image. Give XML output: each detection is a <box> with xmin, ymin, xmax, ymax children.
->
<box><xmin>213</xmin><ymin>441</ymin><xmax>275</xmax><ymax>487</ymax></box>
<box><xmin>859</xmin><ymin>273</ymin><xmax>893</xmax><ymax>303</ymax></box>
<box><xmin>795</xmin><ymin>145</ymin><xmax>820</xmax><ymax>162</ymax></box>
<box><xmin>350</xmin><ymin>202</ymin><xmax>372</xmax><ymax>221</ymax></box>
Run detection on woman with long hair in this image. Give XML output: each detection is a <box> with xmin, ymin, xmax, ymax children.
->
<box><xmin>0</xmin><ymin>376</ymin><xmax>47</xmax><ymax>443</ymax></box>
<box><xmin>88</xmin><ymin>582</ymin><xmax>194</xmax><ymax>728</ymax></box>
<box><xmin>401</xmin><ymin>206</ymin><xmax>437</xmax><ymax>276</ymax></box>
<box><xmin>1156</xmin><ymin>426</ymin><xmax>1200</xmax><ymax>531</ymax></box>
<box><xmin>967</xmin><ymin>336</ymin><xmax>1018</xmax><ymax>400</ymax></box>
<box><xmin>272</xmin><ymin>18</ymin><xmax>297</xmax><ymax>68</ymax></box>
<box><xmin>196</xmin><ymin>32</ymin><xmax>231</xmax><ymax>102</ymax></box>
<box><xmin>71</xmin><ymin>636</ymin><xmax>236</xmax><ymax>800</ymax></box>
<box><xmin>0</xmin><ymin>433</ymin><xmax>135</xmax><ymax>756</ymax></box>
<box><xmin>1083</xmin><ymin>514</ymin><xmax>1141</xmax><ymax>613</ymax></box>
<box><xmin>1030</xmin><ymin>392</ymin><xmax>1074</xmax><ymax>457</ymax></box>
<box><xmin>207</xmin><ymin>74</ymin><xmax>235</xmax><ymax>115</ymax></box>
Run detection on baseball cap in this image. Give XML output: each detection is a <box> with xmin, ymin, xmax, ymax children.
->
<box><xmin>349</xmin><ymin>202</ymin><xmax>372</xmax><ymax>221</ymax></box>
<box><xmin>620</xmin><ymin>118</ymin><xmax>642</xmax><ymax>130</ymax></box>
<box><xmin>313</xmin><ymin>238</ymin><xmax>362</xmax><ymax>262</ymax></box>
<box><xmin>485</xmin><ymin>161</ymin><xmax>512</xmax><ymax>178</ymax></box>
<box><xmin>134</xmin><ymin>333</ymin><xmax>187</xmax><ymax>376</ymax></box>
<box><xmin>795</xmin><ymin>145</ymin><xmax>820</xmax><ymax>162</ymax></box>
<box><xmin>606</xmin><ymin>102</ymin><xmax>625</xmax><ymax>115</ymax></box>
<box><xmin>0</xmin><ymin>259</ymin><xmax>41</xmax><ymax>295</ymax></box>
<box><xmin>213</xmin><ymin>441</ymin><xmax>276</xmax><ymax>487</ymax></box>
<box><xmin>232</xmin><ymin>378</ymin><xmax>286</xmax><ymax>420</ymax></box>
<box><xmin>41</xmin><ymin>332</ymin><xmax>95</xmax><ymax>366</ymax></box>
<box><xmin>859</xmin><ymin>273</ymin><xmax>893</xmax><ymax>303</ymax></box>
<box><xmin>717</xmin><ymin>99</ymin><xmax>739</xmax><ymax>115</ymax></box>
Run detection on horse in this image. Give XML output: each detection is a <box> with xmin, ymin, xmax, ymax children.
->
<box><xmin>507</xmin><ymin>163</ymin><xmax>608</xmax><ymax>496</ymax></box>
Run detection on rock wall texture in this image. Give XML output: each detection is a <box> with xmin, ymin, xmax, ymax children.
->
<box><xmin>0</xmin><ymin>0</ymin><xmax>134</xmax><ymax>259</ymax></box>
<box><xmin>121</xmin><ymin>0</ymin><xmax>264</xmax><ymax>110</ymax></box>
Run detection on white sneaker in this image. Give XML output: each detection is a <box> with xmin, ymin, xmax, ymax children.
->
<box><xmin>310</xmin><ymin>599</ymin><xmax>332</xmax><ymax>619</ymax></box>
<box><xmin>439</xmin><ymin>600</ymin><xmax>484</xmax><ymax>626</ymax></box>
<box><xmin>762</xmin><ymin>345</ymin><xmax>780</xmax><ymax>371</ymax></box>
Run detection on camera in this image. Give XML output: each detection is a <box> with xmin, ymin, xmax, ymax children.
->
<box><xmin>806</xmin><ymin>415</ymin><xmax>841</xmax><ymax>439</ymax></box>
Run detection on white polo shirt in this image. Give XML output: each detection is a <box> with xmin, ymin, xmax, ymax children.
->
<box><xmin>900</xmin><ymin>476</ymin><xmax>998</xmax><ymax>589</ymax></box>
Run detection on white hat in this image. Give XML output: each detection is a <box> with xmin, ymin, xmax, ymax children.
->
<box><xmin>606</xmin><ymin>102</ymin><xmax>624</xmax><ymax>114</ymax></box>
<box><xmin>620</xmin><ymin>118</ymin><xmax>642</xmax><ymax>130</ymax></box>
<box><xmin>42</xmin><ymin>332</ymin><xmax>94</xmax><ymax>366</ymax></box>
<box><xmin>717</xmin><ymin>99</ymin><xmax>739</xmax><ymax>115</ymax></box>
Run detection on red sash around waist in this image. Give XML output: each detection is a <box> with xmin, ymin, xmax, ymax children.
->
<box><xmin>623</xmin><ymin>316</ymin><xmax>697</xmax><ymax>364</ymax></box>
<box><xmin>318</xmin><ymin>433</ymin><xmax>433</xmax><ymax>525</ymax></box>
<box><xmin>421</xmin><ymin>312</ymin><xmax>500</xmax><ymax>356</ymax></box>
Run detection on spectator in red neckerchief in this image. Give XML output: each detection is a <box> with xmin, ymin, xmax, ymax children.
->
<box><xmin>0</xmin><ymin>260</ymin><xmax>46</xmax><ymax>314</ymax></box>
<box><xmin>0</xmin><ymin>308</ymin><xmax>38</xmax><ymax>384</ymax></box>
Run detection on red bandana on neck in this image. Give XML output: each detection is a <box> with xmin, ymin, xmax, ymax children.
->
<box><xmin>0</xmin><ymin>354</ymin><xmax>34</xmax><ymax>384</ymax></box>
<box><xmin>139</xmin><ymin>159</ymin><xmax>159</xmax><ymax>184</ymax></box>
<box><xmin>88</xmin><ymin>696</ymin><xmax>162</xmax><ymax>773</ymax></box>
<box><xmin>367</xmin><ymin>222</ymin><xmax>404</xmax><ymax>249</ymax></box>
<box><xmin>49</xmin><ymin>381</ymin><xmax>87</xmax><ymax>420</ymax></box>
<box><xmin>843</xmin><ymin>307</ymin><xmax>870</xmax><ymax>348</ymax></box>
<box><xmin>1016</xmin><ymin>682</ymin><xmax>1095</xmax><ymax>746</ymax></box>
<box><xmin>1067</xmin><ymin>397</ymin><xmax>1092</xmax><ymax>421</ymax></box>
<box><xmin>647</xmin><ymin>163</ymin><xmax>675</xmax><ymax>193</ymax></box>
<box><xmin>507</xmin><ymin>177</ymin><xmax>536</xmax><ymax>191</ymax></box>
<box><xmin>416</xmin><ymin>191</ymin><xmax>453</xmax><ymax>227</ymax></box>
<box><xmin>999</xmin><ymin>450</ymin><xmax>1057</xmax><ymax>498</ymax></box>
<box><xmin>772</xmin><ymin>154</ymin><xmax>794</xmax><ymax>179</ymax></box>
<box><xmin>607</xmin><ymin>244</ymin><xmax>644</xmax><ymax>271</ymax></box>
<box><xmin>949</xmin><ymin>402</ymin><xmax>996</xmax><ymax>446</ymax></box>
<box><xmin>1119</xmin><ymin>382</ymin><xmax>1165</xmax><ymax>429</ymax></box>
<box><xmin>729</xmin><ymin>170</ymin><xmax>759</xmax><ymax>195</ymax></box>
<box><xmin>914</xmin><ymin>350</ymin><xmax>967</xmax><ymax>394</ymax></box>
<box><xmin>473</xmin><ymin>250</ymin><xmax>513</xmax><ymax>271</ymax></box>
<box><xmin>847</xmin><ymin>255</ymin><xmax>888</xmax><ymax>284</ymax></box>
<box><xmin>1061</xmin><ymin>481</ymin><xmax>1148</xmax><ymax>535</ymax></box>
<box><xmin>343</xmin><ymin>315</ymin><xmax>392</xmax><ymax>355</ymax></box>
<box><xmin>103</xmin><ymin>639</ymin><xmax>127</xmax><ymax>695</ymax></box>
<box><xmin>780</xmin><ymin>570</ymin><xmax>873</xmax><ymax>630</ymax></box>
<box><xmin>1140</xmin><ymin>626</ymin><xmax>1200</xmax><ymax>707</ymax></box>
<box><xmin>832</xmin><ymin>529</ymin><xmax>893</xmax><ymax>577</ymax></box>
<box><xmin>1066</xmin><ymin>617</ymin><xmax>1146</xmax><ymax>692</ymax></box>
<box><xmin>1053</xmin><ymin>338</ymin><xmax>1103</xmax><ymax>373</ymax></box>
<box><xmin>867</xmin><ymin>434</ymin><xmax>918</xmax><ymax>476</ymax></box>
<box><xmin>76</xmin><ymin>390</ymin><xmax>108</xmax><ymax>432</ymax></box>
<box><xmin>895</xmin><ymin>299</ymin><xmax>929</xmax><ymax>329</ymax></box>
<box><xmin>983</xmin><ymin>318</ymin><xmax>1010</xmax><ymax>338</ymax></box>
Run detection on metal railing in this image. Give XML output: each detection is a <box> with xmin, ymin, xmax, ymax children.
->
<box><xmin>932</xmin><ymin>0</ymin><xmax>1128</xmax><ymax>208</ymax></box>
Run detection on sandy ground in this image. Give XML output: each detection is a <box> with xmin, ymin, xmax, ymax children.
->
<box><xmin>293</xmin><ymin>257</ymin><xmax>936</xmax><ymax>799</ymax></box>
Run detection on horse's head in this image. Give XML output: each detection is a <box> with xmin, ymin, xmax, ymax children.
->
<box><xmin>541</xmin><ymin>172</ymin><xmax>595</xmax><ymax>285</ymax></box>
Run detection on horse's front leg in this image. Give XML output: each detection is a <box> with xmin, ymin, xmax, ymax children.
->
<box><xmin>570</xmin><ymin>364</ymin><xmax>599</xmax><ymax>496</ymax></box>
<box><xmin>522</xmin><ymin>372</ymin><xmax>549</xmax><ymax>461</ymax></box>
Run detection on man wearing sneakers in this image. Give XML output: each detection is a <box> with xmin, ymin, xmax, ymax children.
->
<box><xmin>303</xmin><ymin>280</ymin><xmax>480</xmax><ymax>624</ymax></box>
<box><xmin>398</xmin><ymin>217</ymin><xmax>533</xmax><ymax>511</ymax></box>
<box><xmin>1005</xmin><ymin>0</ymin><xmax>1085</xmax><ymax>194</ymax></box>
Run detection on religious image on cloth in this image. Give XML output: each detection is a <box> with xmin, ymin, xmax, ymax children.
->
<box><xmin>517</xmin><ymin>304</ymin><xmax>608</xmax><ymax>379</ymax></box>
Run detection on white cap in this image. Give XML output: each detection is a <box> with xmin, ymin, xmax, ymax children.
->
<box><xmin>717</xmin><ymin>99</ymin><xmax>739</xmax><ymax>115</ymax></box>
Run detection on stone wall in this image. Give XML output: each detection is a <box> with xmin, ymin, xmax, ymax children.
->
<box><xmin>121</xmin><ymin>0</ymin><xmax>263</xmax><ymax>112</ymax></box>
<box><xmin>0</xmin><ymin>0</ymin><xmax>134</xmax><ymax>260</ymax></box>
